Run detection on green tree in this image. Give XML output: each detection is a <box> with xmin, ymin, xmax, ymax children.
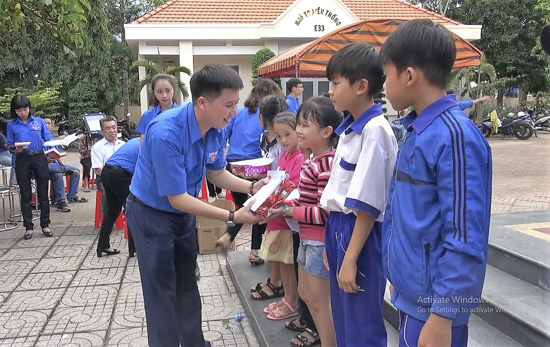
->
<box><xmin>130</xmin><ymin>60</ymin><xmax>191</xmax><ymax>101</ymax></box>
<box><xmin>446</xmin><ymin>0</ymin><xmax>549</xmax><ymax>105</ymax></box>
<box><xmin>0</xmin><ymin>0</ymin><xmax>90</xmax><ymax>52</ymax></box>
<box><xmin>252</xmin><ymin>48</ymin><xmax>281</xmax><ymax>87</ymax></box>
<box><xmin>0</xmin><ymin>82</ymin><xmax>64</xmax><ymax>119</ymax></box>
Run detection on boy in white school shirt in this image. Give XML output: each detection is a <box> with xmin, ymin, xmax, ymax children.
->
<box><xmin>320</xmin><ymin>43</ymin><xmax>397</xmax><ymax>347</ymax></box>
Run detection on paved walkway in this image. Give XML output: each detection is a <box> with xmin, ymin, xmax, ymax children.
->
<box><xmin>0</xmin><ymin>133</ymin><xmax>548</xmax><ymax>346</ymax></box>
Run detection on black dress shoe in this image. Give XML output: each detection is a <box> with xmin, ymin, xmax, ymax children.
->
<box><xmin>41</xmin><ymin>228</ymin><xmax>53</xmax><ymax>237</ymax></box>
<box><xmin>97</xmin><ymin>248</ymin><xmax>120</xmax><ymax>257</ymax></box>
<box><xmin>23</xmin><ymin>231</ymin><xmax>33</xmax><ymax>240</ymax></box>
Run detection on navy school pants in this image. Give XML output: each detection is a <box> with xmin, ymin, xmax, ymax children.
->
<box><xmin>325</xmin><ymin>212</ymin><xmax>387</xmax><ymax>347</ymax></box>
<box><xmin>126</xmin><ymin>194</ymin><xmax>206</xmax><ymax>347</ymax></box>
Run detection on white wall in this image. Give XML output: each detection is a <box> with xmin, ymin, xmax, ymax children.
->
<box><xmin>193</xmin><ymin>55</ymin><xmax>254</xmax><ymax>107</ymax></box>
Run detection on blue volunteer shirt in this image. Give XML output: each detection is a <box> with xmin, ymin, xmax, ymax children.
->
<box><xmin>7</xmin><ymin>115</ymin><xmax>54</xmax><ymax>151</ymax></box>
<box><xmin>225</xmin><ymin>107</ymin><xmax>263</xmax><ymax>161</ymax></box>
<box><xmin>382</xmin><ymin>94</ymin><xmax>492</xmax><ymax>326</ymax></box>
<box><xmin>286</xmin><ymin>95</ymin><xmax>300</xmax><ymax>114</ymax></box>
<box><xmin>130</xmin><ymin>102</ymin><xmax>227</xmax><ymax>213</ymax></box>
<box><xmin>458</xmin><ymin>99</ymin><xmax>474</xmax><ymax>110</ymax></box>
<box><xmin>106</xmin><ymin>137</ymin><xmax>140</xmax><ymax>174</ymax></box>
<box><xmin>136</xmin><ymin>102</ymin><xmax>179</xmax><ymax>134</ymax></box>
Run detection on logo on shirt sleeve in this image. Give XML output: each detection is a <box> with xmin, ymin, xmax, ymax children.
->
<box><xmin>209</xmin><ymin>152</ymin><xmax>217</xmax><ymax>163</ymax></box>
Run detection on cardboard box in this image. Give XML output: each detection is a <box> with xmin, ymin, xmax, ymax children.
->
<box><xmin>196</xmin><ymin>199</ymin><xmax>235</xmax><ymax>254</ymax></box>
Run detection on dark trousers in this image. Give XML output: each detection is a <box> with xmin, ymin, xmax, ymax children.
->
<box><xmin>292</xmin><ymin>231</ymin><xmax>317</xmax><ymax>331</ymax></box>
<box><xmin>126</xmin><ymin>195</ymin><xmax>205</xmax><ymax>347</ymax></box>
<box><xmin>15</xmin><ymin>152</ymin><xmax>50</xmax><ymax>230</ymax></box>
<box><xmin>97</xmin><ymin>165</ymin><xmax>131</xmax><ymax>250</ymax></box>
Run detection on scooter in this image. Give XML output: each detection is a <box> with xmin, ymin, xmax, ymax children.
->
<box><xmin>527</xmin><ymin>108</ymin><xmax>550</xmax><ymax>133</ymax></box>
<box><xmin>477</xmin><ymin>111</ymin><xmax>534</xmax><ymax>140</ymax></box>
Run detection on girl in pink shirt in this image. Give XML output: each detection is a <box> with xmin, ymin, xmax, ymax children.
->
<box><xmin>260</xmin><ymin>111</ymin><xmax>304</xmax><ymax>321</ymax></box>
<box><xmin>269</xmin><ymin>97</ymin><xmax>342</xmax><ymax>346</ymax></box>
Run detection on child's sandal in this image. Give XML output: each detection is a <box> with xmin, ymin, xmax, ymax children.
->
<box><xmin>285</xmin><ymin>318</ymin><xmax>307</xmax><ymax>332</ymax></box>
<box><xmin>262</xmin><ymin>300</ymin><xmax>282</xmax><ymax>314</ymax></box>
<box><xmin>266</xmin><ymin>298</ymin><xmax>299</xmax><ymax>321</ymax></box>
<box><xmin>290</xmin><ymin>327</ymin><xmax>321</xmax><ymax>346</ymax></box>
<box><xmin>251</xmin><ymin>281</ymin><xmax>284</xmax><ymax>301</ymax></box>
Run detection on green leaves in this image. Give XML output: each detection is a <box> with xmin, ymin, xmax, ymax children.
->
<box><xmin>0</xmin><ymin>0</ymin><xmax>91</xmax><ymax>52</ymax></box>
<box><xmin>252</xmin><ymin>48</ymin><xmax>280</xmax><ymax>87</ymax></box>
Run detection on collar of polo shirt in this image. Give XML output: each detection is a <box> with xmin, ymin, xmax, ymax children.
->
<box><xmin>335</xmin><ymin>103</ymin><xmax>383</xmax><ymax>136</ymax></box>
<box><xmin>401</xmin><ymin>95</ymin><xmax>458</xmax><ymax>135</ymax></box>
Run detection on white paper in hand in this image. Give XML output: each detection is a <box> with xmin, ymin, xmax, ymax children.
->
<box><xmin>44</xmin><ymin>133</ymin><xmax>80</xmax><ymax>147</ymax></box>
<box><xmin>284</xmin><ymin>189</ymin><xmax>301</xmax><ymax>232</ymax></box>
<box><xmin>244</xmin><ymin>170</ymin><xmax>286</xmax><ymax>212</ymax></box>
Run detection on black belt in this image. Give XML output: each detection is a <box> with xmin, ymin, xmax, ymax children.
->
<box><xmin>21</xmin><ymin>150</ymin><xmax>44</xmax><ymax>156</ymax></box>
<box><xmin>104</xmin><ymin>164</ymin><xmax>132</xmax><ymax>176</ymax></box>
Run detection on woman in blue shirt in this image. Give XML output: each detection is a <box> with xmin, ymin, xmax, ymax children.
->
<box><xmin>7</xmin><ymin>95</ymin><xmax>55</xmax><ymax>240</ymax></box>
<box><xmin>136</xmin><ymin>74</ymin><xmax>180</xmax><ymax>140</ymax></box>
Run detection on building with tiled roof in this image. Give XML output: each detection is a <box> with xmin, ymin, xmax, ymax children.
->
<box><xmin>125</xmin><ymin>0</ymin><xmax>481</xmax><ymax>113</ymax></box>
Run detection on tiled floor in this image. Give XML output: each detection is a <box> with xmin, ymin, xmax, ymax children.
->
<box><xmin>0</xmin><ymin>133</ymin><xmax>548</xmax><ymax>346</ymax></box>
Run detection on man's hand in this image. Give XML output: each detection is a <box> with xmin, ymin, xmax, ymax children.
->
<box><xmin>234</xmin><ymin>201</ymin><xmax>264</xmax><ymax>225</ymax></box>
<box><xmin>418</xmin><ymin>314</ymin><xmax>452</xmax><ymax>347</ymax></box>
<box><xmin>338</xmin><ymin>256</ymin><xmax>360</xmax><ymax>293</ymax></box>
<box><xmin>251</xmin><ymin>177</ymin><xmax>269</xmax><ymax>195</ymax></box>
<box><xmin>46</xmin><ymin>156</ymin><xmax>55</xmax><ymax>164</ymax></box>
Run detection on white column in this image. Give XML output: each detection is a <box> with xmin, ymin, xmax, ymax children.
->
<box><xmin>138</xmin><ymin>50</ymin><xmax>148</xmax><ymax>116</ymax></box>
<box><xmin>179</xmin><ymin>41</ymin><xmax>194</xmax><ymax>102</ymax></box>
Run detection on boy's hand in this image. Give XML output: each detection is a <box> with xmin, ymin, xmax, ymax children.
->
<box><xmin>338</xmin><ymin>257</ymin><xmax>360</xmax><ymax>293</ymax></box>
<box><xmin>323</xmin><ymin>249</ymin><xmax>329</xmax><ymax>270</ymax></box>
<box><xmin>215</xmin><ymin>233</ymin><xmax>232</xmax><ymax>255</ymax></box>
<box><xmin>418</xmin><ymin>313</ymin><xmax>452</xmax><ymax>347</ymax></box>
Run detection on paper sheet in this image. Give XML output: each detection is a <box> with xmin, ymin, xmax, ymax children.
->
<box><xmin>44</xmin><ymin>133</ymin><xmax>80</xmax><ymax>147</ymax></box>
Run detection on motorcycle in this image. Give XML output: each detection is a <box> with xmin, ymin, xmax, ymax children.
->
<box><xmin>526</xmin><ymin>108</ymin><xmax>550</xmax><ymax>133</ymax></box>
<box><xmin>117</xmin><ymin>113</ymin><xmax>135</xmax><ymax>141</ymax></box>
<box><xmin>477</xmin><ymin>111</ymin><xmax>534</xmax><ymax>140</ymax></box>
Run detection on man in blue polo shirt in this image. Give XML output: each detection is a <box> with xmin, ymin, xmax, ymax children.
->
<box><xmin>285</xmin><ymin>78</ymin><xmax>303</xmax><ymax>114</ymax></box>
<box><xmin>96</xmin><ymin>137</ymin><xmax>139</xmax><ymax>258</ymax></box>
<box><xmin>127</xmin><ymin>64</ymin><xmax>266</xmax><ymax>347</ymax></box>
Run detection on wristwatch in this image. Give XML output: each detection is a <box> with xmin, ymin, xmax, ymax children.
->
<box><xmin>226</xmin><ymin>210</ymin><xmax>236</xmax><ymax>227</ymax></box>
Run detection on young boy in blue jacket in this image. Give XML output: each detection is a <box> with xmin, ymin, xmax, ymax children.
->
<box><xmin>381</xmin><ymin>19</ymin><xmax>493</xmax><ymax>347</ymax></box>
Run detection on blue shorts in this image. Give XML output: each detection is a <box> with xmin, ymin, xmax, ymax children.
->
<box><xmin>296</xmin><ymin>240</ymin><xmax>330</xmax><ymax>278</ymax></box>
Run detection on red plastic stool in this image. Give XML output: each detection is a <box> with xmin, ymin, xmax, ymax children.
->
<box><xmin>94</xmin><ymin>189</ymin><xmax>123</xmax><ymax>229</ymax></box>
<box><xmin>65</xmin><ymin>175</ymin><xmax>70</xmax><ymax>194</ymax></box>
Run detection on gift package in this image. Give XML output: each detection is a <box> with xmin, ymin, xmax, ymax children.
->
<box><xmin>230</xmin><ymin>158</ymin><xmax>273</xmax><ymax>178</ymax></box>
<box><xmin>245</xmin><ymin>170</ymin><xmax>296</xmax><ymax>218</ymax></box>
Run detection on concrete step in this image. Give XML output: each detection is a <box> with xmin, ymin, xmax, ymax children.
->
<box><xmin>382</xmin><ymin>282</ymin><xmax>523</xmax><ymax>347</ymax></box>
<box><xmin>488</xmin><ymin>211</ymin><xmax>550</xmax><ymax>290</ymax></box>
<box><xmin>478</xmin><ymin>265</ymin><xmax>550</xmax><ymax>346</ymax></box>
<box><xmin>226</xmin><ymin>250</ymin><xmax>397</xmax><ymax>346</ymax></box>
<box><xmin>226</xmin><ymin>251</ymin><xmax>529</xmax><ymax>346</ymax></box>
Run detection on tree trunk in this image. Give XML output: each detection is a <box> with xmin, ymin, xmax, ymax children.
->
<box><xmin>497</xmin><ymin>88</ymin><xmax>504</xmax><ymax>107</ymax></box>
<box><xmin>518</xmin><ymin>87</ymin><xmax>528</xmax><ymax>106</ymax></box>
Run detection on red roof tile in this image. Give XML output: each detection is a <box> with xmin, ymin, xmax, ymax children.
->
<box><xmin>132</xmin><ymin>0</ymin><xmax>460</xmax><ymax>25</ymax></box>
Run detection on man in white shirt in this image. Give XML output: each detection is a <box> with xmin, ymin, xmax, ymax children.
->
<box><xmin>91</xmin><ymin>116</ymin><xmax>125</xmax><ymax>213</ymax></box>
